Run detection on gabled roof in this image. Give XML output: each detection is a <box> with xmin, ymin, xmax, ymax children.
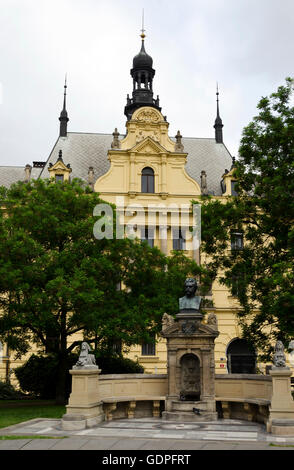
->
<box><xmin>0</xmin><ymin>132</ymin><xmax>232</xmax><ymax>196</ymax></box>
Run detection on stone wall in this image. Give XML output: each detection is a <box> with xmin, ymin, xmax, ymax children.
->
<box><xmin>97</xmin><ymin>373</ymin><xmax>273</xmax><ymax>422</ymax></box>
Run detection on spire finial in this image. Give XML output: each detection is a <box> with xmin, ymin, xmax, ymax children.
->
<box><xmin>59</xmin><ymin>75</ymin><xmax>69</xmax><ymax>137</ymax></box>
<box><xmin>216</xmin><ymin>82</ymin><xmax>220</xmax><ymax>116</ymax></box>
<box><xmin>214</xmin><ymin>82</ymin><xmax>223</xmax><ymax>143</ymax></box>
<box><xmin>62</xmin><ymin>74</ymin><xmax>67</xmax><ymax>111</ymax></box>
<box><xmin>140</xmin><ymin>9</ymin><xmax>145</xmax><ymax>40</ymax></box>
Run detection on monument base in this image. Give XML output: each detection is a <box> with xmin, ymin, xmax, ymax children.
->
<box><xmin>61</xmin><ymin>367</ymin><xmax>105</xmax><ymax>431</ymax></box>
<box><xmin>266</xmin><ymin>367</ymin><xmax>294</xmax><ymax>434</ymax></box>
<box><xmin>163</xmin><ymin>399</ymin><xmax>218</xmax><ymax>422</ymax></box>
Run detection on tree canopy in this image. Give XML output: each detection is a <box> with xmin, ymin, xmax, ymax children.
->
<box><xmin>197</xmin><ymin>78</ymin><xmax>294</xmax><ymax>360</ymax></box>
<box><xmin>0</xmin><ymin>178</ymin><xmax>209</xmax><ymax>402</ymax></box>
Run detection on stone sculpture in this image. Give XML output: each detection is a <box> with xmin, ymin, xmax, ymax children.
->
<box><xmin>111</xmin><ymin>128</ymin><xmax>120</xmax><ymax>149</ymax></box>
<box><xmin>273</xmin><ymin>340</ymin><xmax>286</xmax><ymax>368</ymax></box>
<box><xmin>161</xmin><ymin>312</ymin><xmax>175</xmax><ymax>331</ymax></box>
<box><xmin>74</xmin><ymin>342</ymin><xmax>97</xmax><ymax>369</ymax></box>
<box><xmin>207</xmin><ymin>313</ymin><xmax>218</xmax><ymax>330</ymax></box>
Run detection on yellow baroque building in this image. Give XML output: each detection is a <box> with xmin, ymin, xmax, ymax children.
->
<box><xmin>0</xmin><ymin>33</ymin><xmax>265</xmax><ymax>381</ymax></box>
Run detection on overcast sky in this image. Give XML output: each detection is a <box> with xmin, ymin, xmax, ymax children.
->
<box><xmin>0</xmin><ymin>0</ymin><xmax>294</xmax><ymax>167</ymax></box>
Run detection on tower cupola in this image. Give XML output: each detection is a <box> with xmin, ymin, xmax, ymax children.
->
<box><xmin>124</xmin><ymin>31</ymin><xmax>161</xmax><ymax>120</ymax></box>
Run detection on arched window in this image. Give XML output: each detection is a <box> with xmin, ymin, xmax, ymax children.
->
<box><xmin>141</xmin><ymin>167</ymin><xmax>154</xmax><ymax>193</ymax></box>
<box><xmin>226</xmin><ymin>338</ymin><xmax>256</xmax><ymax>374</ymax></box>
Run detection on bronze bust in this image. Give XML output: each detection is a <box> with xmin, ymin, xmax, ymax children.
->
<box><xmin>179</xmin><ymin>278</ymin><xmax>201</xmax><ymax>312</ymax></box>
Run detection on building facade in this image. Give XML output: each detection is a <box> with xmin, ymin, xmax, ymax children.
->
<box><xmin>0</xmin><ymin>32</ymin><xmax>260</xmax><ymax>380</ymax></box>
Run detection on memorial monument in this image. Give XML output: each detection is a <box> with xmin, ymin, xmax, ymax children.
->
<box><xmin>61</xmin><ymin>342</ymin><xmax>105</xmax><ymax>430</ymax></box>
<box><xmin>161</xmin><ymin>278</ymin><xmax>219</xmax><ymax>421</ymax></box>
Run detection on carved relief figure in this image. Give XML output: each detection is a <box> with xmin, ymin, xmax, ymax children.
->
<box><xmin>137</xmin><ymin>109</ymin><xmax>160</xmax><ymax>123</ymax></box>
<box><xmin>180</xmin><ymin>354</ymin><xmax>201</xmax><ymax>400</ymax></box>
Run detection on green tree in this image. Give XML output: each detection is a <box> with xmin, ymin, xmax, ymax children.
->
<box><xmin>197</xmin><ymin>78</ymin><xmax>294</xmax><ymax>360</ymax></box>
<box><xmin>0</xmin><ymin>178</ymin><xmax>209</xmax><ymax>403</ymax></box>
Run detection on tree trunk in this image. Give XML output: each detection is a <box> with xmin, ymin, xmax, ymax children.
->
<box><xmin>55</xmin><ymin>309</ymin><xmax>68</xmax><ymax>405</ymax></box>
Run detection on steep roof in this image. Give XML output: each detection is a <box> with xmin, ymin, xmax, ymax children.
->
<box><xmin>0</xmin><ymin>166</ymin><xmax>42</xmax><ymax>188</ymax></box>
<box><xmin>0</xmin><ymin>132</ymin><xmax>232</xmax><ymax>195</ymax></box>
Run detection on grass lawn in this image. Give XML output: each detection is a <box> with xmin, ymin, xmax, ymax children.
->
<box><xmin>0</xmin><ymin>402</ymin><xmax>66</xmax><ymax>429</ymax></box>
<box><xmin>0</xmin><ymin>435</ymin><xmax>66</xmax><ymax>440</ymax></box>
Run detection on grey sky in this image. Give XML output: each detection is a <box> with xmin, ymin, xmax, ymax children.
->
<box><xmin>0</xmin><ymin>0</ymin><xmax>294</xmax><ymax>166</ymax></box>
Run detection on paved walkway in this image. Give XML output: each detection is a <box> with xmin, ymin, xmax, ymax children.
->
<box><xmin>1</xmin><ymin>418</ymin><xmax>294</xmax><ymax>450</ymax></box>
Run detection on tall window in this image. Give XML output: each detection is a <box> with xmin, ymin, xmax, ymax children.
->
<box><xmin>231</xmin><ymin>231</ymin><xmax>243</xmax><ymax>251</ymax></box>
<box><xmin>141</xmin><ymin>167</ymin><xmax>154</xmax><ymax>193</ymax></box>
<box><xmin>172</xmin><ymin>228</ymin><xmax>185</xmax><ymax>250</ymax></box>
<box><xmin>141</xmin><ymin>227</ymin><xmax>154</xmax><ymax>248</ymax></box>
<box><xmin>141</xmin><ymin>333</ymin><xmax>156</xmax><ymax>356</ymax></box>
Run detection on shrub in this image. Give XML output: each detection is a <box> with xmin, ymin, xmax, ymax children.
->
<box><xmin>14</xmin><ymin>351</ymin><xmax>144</xmax><ymax>399</ymax></box>
<box><xmin>0</xmin><ymin>380</ymin><xmax>24</xmax><ymax>400</ymax></box>
<box><xmin>14</xmin><ymin>353</ymin><xmax>78</xmax><ymax>399</ymax></box>
<box><xmin>94</xmin><ymin>353</ymin><xmax>144</xmax><ymax>374</ymax></box>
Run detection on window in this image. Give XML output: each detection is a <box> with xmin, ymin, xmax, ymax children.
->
<box><xmin>141</xmin><ymin>333</ymin><xmax>156</xmax><ymax>356</ymax></box>
<box><xmin>231</xmin><ymin>231</ymin><xmax>243</xmax><ymax>251</ymax></box>
<box><xmin>172</xmin><ymin>228</ymin><xmax>185</xmax><ymax>250</ymax></box>
<box><xmin>112</xmin><ymin>340</ymin><xmax>122</xmax><ymax>355</ymax></box>
<box><xmin>55</xmin><ymin>174</ymin><xmax>64</xmax><ymax>183</ymax></box>
<box><xmin>141</xmin><ymin>167</ymin><xmax>154</xmax><ymax>193</ymax></box>
<box><xmin>231</xmin><ymin>272</ymin><xmax>245</xmax><ymax>297</ymax></box>
<box><xmin>231</xmin><ymin>180</ymin><xmax>238</xmax><ymax>196</ymax></box>
<box><xmin>141</xmin><ymin>227</ymin><xmax>154</xmax><ymax>248</ymax></box>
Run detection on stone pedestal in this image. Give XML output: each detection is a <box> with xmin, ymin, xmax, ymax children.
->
<box><xmin>161</xmin><ymin>311</ymin><xmax>219</xmax><ymax>422</ymax></box>
<box><xmin>267</xmin><ymin>367</ymin><xmax>294</xmax><ymax>435</ymax></box>
<box><xmin>61</xmin><ymin>366</ymin><xmax>105</xmax><ymax>431</ymax></box>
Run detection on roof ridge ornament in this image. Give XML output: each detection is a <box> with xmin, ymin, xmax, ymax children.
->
<box><xmin>111</xmin><ymin>128</ymin><xmax>120</xmax><ymax>149</ymax></box>
<box><xmin>175</xmin><ymin>130</ymin><xmax>184</xmax><ymax>152</ymax></box>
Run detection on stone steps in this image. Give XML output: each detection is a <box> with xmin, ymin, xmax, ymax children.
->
<box><xmin>162</xmin><ymin>410</ymin><xmax>218</xmax><ymax>422</ymax></box>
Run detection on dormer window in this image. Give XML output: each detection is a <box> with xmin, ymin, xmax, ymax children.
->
<box><xmin>231</xmin><ymin>180</ymin><xmax>238</xmax><ymax>196</ymax></box>
<box><xmin>55</xmin><ymin>174</ymin><xmax>64</xmax><ymax>183</ymax></box>
<box><xmin>141</xmin><ymin>167</ymin><xmax>154</xmax><ymax>193</ymax></box>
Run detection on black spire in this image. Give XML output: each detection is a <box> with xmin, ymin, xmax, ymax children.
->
<box><xmin>59</xmin><ymin>76</ymin><xmax>69</xmax><ymax>137</ymax></box>
<box><xmin>124</xmin><ymin>29</ymin><xmax>161</xmax><ymax>120</ymax></box>
<box><xmin>214</xmin><ymin>84</ymin><xmax>223</xmax><ymax>143</ymax></box>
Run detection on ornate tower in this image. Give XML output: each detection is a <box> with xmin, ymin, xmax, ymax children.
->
<box><xmin>124</xmin><ymin>31</ymin><xmax>161</xmax><ymax>120</ymax></box>
<box><xmin>214</xmin><ymin>84</ymin><xmax>223</xmax><ymax>144</ymax></box>
<box><xmin>59</xmin><ymin>77</ymin><xmax>69</xmax><ymax>137</ymax></box>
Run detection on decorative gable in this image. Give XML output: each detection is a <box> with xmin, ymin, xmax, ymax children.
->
<box><xmin>48</xmin><ymin>150</ymin><xmax>72</xmax><ymax>182</ymax></box>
